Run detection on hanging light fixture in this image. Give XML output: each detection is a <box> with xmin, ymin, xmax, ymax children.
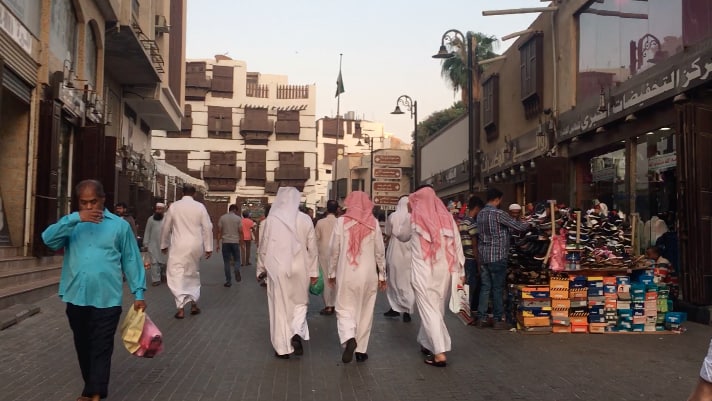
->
<box><xmin>510</xmin><ymin>167</ymin><xmax>516</xmax><ymax>175</ymax></box>
<box><xmin>520</xmin><ymin>164</ymin><xmax>525</xmax><ymax>172</ymax></box>
<box><xmin>530</xmin><ymin>160</ymin><xmax>536</xmax><ymax>169</ymax></box>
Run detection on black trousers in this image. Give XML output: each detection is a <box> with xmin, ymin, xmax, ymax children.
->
<box><xmin>66</xmin><ymin>303</ymin><xmax>122</xmax><ymax>399</ymax></box>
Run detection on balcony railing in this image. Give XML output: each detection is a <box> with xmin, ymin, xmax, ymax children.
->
<box><xmin>246</xmin><ymin>83</ymin><xmax>269</xmax><ymax>98</ymax></box>
<box><xmin>277</xmin><ymin>85</ymin><xmax>309</xmax><ymax>99</ymax></box>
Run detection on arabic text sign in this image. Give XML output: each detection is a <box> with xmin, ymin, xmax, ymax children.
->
<box><xmin>373</xmin><ymin>168</ymin><xmax>401</xmax><ymax>179</ymax></box>
<box><xmin>0</xmin><ymin>3</ymin><xmax>32</xmax><ymax>55</ymax></box>
<box><xmin>373</xmin><ymin>182</ymin><xmax>400</xmax><ymax>192</ymax></box>
<box><xmin>374</xmin><ymin>154</ymin><xmax>401</xmax><ymax>165</ymax></box>
<box><xmin>648</xmin><ymin>153</ymin><xmax>677</xmax><ymax>171</ymax></box>
<box><xmin>373</xmin><ymin>196</ymin><xmax>400</xmax><ymax>206</ymax></box>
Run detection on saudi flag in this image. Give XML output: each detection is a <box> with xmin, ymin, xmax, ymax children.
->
<box><xmin>335</xmin><ymin>71</ymin><xmax>345</xmax><ymax>98</ymax></box>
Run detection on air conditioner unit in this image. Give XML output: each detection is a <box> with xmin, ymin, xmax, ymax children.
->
<box><xmin>155</xmin><ymin>15</ymin><xmax>170</xmax><ymax>34</ymax></box>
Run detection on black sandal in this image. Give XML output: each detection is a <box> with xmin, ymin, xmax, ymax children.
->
<box><xmin>420</xmin><ymin>346</ymin><xmax>432</xmax><ymax>356</ymax></box>
<box><xmin>190</xmin><ymin>303</ymin><xmax>201</xmax><ymax>315</ymax></box>
<box><xmin>424</xmin><ymin>355</ymin><xmax>447</xmax><ymax>367</ymax></box>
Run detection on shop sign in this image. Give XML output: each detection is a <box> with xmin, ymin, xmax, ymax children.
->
<box><xmin>373</xmin><ymin>182</ymin><xmax>401</xmax><ymax>192</ymax></box>
<box><xmin>592</xmin><ymin>167</ymin><xmax>615</xmax><ymax>182</ymax></box>
<box><xmin>373</xmin><ymin>168</ymin><xmax>401</xmax><ymax>179</ymax></box>
<box><xmin>373</xmin><ymin>196</ymin><xmax>400</xmax><ymax>206</ymax></box>
<box><xmin>648</xmin><ymin>153</ymin><xmax>677</xmax><ymax>171</ymax></box>
<box><xmin>558</xmin><ymin>43</ymin><xmax>712</xmax><ymax>141</ymax></box>
<box><xmin>0</xmin><ymin>2</ymin><xmax>32</xmax><ymax>55</ymax></box>
<box><xmin>374</xmin><ymin>154</ymin><xmax>401</xmax><ymax>165</ymax></box>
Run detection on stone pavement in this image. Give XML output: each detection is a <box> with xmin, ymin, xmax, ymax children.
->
<box><xmin>1</xmin><ymin>245</ymin><xmax>711</xmax><ymax>401</ymax></box>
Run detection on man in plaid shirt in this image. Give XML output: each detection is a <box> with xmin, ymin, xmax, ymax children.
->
<box><xmin>476</xmin><ymin>188</ymin><xmax>530</xmax><ymax>329</ymax></box>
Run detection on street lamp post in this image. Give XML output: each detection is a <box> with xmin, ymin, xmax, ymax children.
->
<box><xmin>433</xmin><ymin>29</ymin><xmax>478</xmax><ymax>194</ymax></box>
<box><xmin>356</xmin><ymin>134</ymin><xmax>374</xmax><ymax>196</ymax></box>
<box><xmin>391</xmin><ymin>95</ymin><xmax>418</xmax><ymax>191</ymax></box>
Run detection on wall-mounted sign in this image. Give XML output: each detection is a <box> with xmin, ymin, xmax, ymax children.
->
<box><xmin>374</xmin><ymin>154</ymin><xmax>401</xmax><ymax>165</ymax></box>
<box><xmin>373</xmin><ymin>196</ymin><xmax>400</xmax><ymax>206</ymax></box>
<box><xmin>373</xmin><ymin>182</ymin><xmax>400</xmax><ymax>192</ymax></box>
<box><xmin>0</xmin><ymin>2</ymin><xmax>32</xmax><ymax>55</ymax></box>
<box><xmin>648</xmin><ymin>153</ymin><xmax>677</xmax><ymax>171</ymax></box>
<box><xmin>373</xmin><ymin>168</ymin><xmax>401</xmax><ymax>179</ymax></box>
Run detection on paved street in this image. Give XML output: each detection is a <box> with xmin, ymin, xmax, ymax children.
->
<box><xmin>1</xmin><ymin>246</ymin><xmax>711</xmax><ymax>401</ymax></box>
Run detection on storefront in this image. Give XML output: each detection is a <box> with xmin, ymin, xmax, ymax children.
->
<box><xmin>0</xmin><ymin>0</ymin><xmax>39</xmax><ymax>250</ymax></box>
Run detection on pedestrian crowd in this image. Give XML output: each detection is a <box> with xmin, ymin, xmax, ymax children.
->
<box><xmin>40</xmin><ymin>179</ymin><xmax>709</xmax><ymax>401</ymax></box>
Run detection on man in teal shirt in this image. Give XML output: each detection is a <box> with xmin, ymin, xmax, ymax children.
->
<box><xmin>42</xmin><ymin>179</ymin><xmax>146</xmax><ymax>401</ymax></box>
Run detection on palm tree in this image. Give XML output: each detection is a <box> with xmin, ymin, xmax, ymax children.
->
<box><xmin>440</xmin><ymin>31</ymin><xmax>499</xmax><ymax>103</ymax></box>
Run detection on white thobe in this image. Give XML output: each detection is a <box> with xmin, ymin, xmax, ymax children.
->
<box><xmin>256</xmin><ymin>213</ymin><xmax>318</xmax><ymax>355</ymax></box>
<box><xmin>144</xmin><ymin>215</ymin><xmax>167</xmax><ymax>283</ymax></box>
<box><xmin>385</xmin><ymin>212</ymin><xmax>415</xmax><ymax>314</ymax></box>
<box><xmin>329</xmin><ymin>217</ymin><xmax>386</xmax><ymax>353</ymax></box>
<box><xmin>315</xmin><ymin>214</ymin><xmax>338</xmax><ymax>307</ymax></box>
<box><xmin>160</xmin><ymin>196</ymin><xmax>213</xmax><ymax>309</ymax></box>
<box><xmin>393</xmin><ymin>218</ymin><xmax>464</xmax><ymax>355</ymax></box>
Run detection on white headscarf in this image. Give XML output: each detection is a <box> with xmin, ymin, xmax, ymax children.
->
<box><xmin>262</xmin><ymin>187</ymin><xmax>303</xmax><ymax>274</ymax></box>
<box><xmin>386</xmin><ymin>196</ymin><xmax>410</xmax><ymax>238</ymax></box>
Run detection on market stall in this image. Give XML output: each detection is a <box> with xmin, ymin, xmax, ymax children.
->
<box><xmin>506</xmin><ymin>200</ymin><xmax>684</xmax><ymax>334</ymax></box>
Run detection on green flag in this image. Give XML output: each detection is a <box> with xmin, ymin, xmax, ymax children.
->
<box><xmin>335</xmin><ymin>70</ymin><xmax>345</xmax><ymax>98</ymax></box>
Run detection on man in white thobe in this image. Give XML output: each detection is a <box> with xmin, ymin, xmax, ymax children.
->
<box><xmin>314</xmin><ymin>199</ymin><xmax>339</xmax><ymax>315</ymax></box>
<box><xmin>144</xmin><ymin>202</ymin><xmax>168</xmax><ymax>286</ymax></box>
<box><xmin>160</xmin><ymin>184</ymin><xmax>213</xmax><ymax>319</ymax></box>
<box><xmin>256</xmin><ymin>187</ymin><xmax>318</xmax><ymax>358</ymax></box>
<box><xmin>393</xmin><ymin>186</ymin><xmax>464</xmax><ymax>367</ymax></box>
<box><xmin>384</xmin><ymin>195</ymin><xmax>415</xmax><ymax>322</ymax></box>
<box><xmin>329</xmin><ymin>191</ymin><xmax>386</xmax><ymax>364</ymax></box>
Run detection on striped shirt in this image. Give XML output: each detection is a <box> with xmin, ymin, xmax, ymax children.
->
<box><xmin>458</xmin><ymin>216</ymin><xmax>478</xmax><ymax>259</ymax></box>
<box><xmin>476</xmin><ymin>204</ymin><xmax>530</xmax><ymax>264</ymax></box>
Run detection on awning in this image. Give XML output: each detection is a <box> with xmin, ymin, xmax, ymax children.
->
<box><xmin>155</xmin><ymin>159</ymin><xmax>206</xmax><ymax>190</ymax></box>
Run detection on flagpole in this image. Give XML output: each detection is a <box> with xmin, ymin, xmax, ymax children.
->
<box><xmin>334</xmin><ymin>53</ymin><xmax>343</xmax><ymax>200</ymax></box>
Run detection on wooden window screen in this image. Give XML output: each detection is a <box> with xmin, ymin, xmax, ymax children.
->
<box><xmin>482</xmin><ymin>74</ymin><xmax>500</xmax><ymax>141</ymax></box>
<box><xmin>245</xmin><ymin>107</ymin><xmax>268</xmax><ymax>120</ymax></box>
<box><xmin>323</xmin><ymin>143</ymin><xmax>344</xmax><ymax>165</ymax></box>
<box><xmin>164</xmin><ymin>150</ymin><xmax>189</xmax><ymax>169</ymax></box>
<box><xmin>210</xmin><ymin>151</ymin><xmax>237</xmax><ymax>166</ymax></box>
<box><xmin>519</xmin><ymin>33</ymin><xmax>543</xmax><ymax>119</ymax></box>
<box><xmin>279</xmin><ymin>152</ymin><xmax>305</xmax><ymax>167</ymax></box>
<box><xmin>207</xmin><ymin>106</ymin><xmax>232</xmax><ymax>138</ymax></box>
<box><xmin>245</xmin><ymin>148</ymin><xmax>267</xmax><ymax>186</ymax></box>
<box><xmin>276</xmin><ymin>110</ymin><xmax>300</xmax><ymax>138</ymax></box>
<box><xmin>322</xmin><ymin>118</ymin><xmax>344</xmax><ymax>138</ymax></box>
<box><xmin>211</xmin><ymin>65</ymin><xmax>234</xmax><ymax>98</ymax></box>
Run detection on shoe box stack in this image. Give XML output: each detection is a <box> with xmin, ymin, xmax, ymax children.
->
<box><xmin>550</xmin><ymin>276</ymin><xmax>571</xmax><ymax>333</ymax></box>
<box><xmin>547</xmin><ymin>273</ymin><xmax>683</xmax><ymax>333</ymax></box>
<box><xmin>515</xmin><ymin>285</ymin><xmax>552</xmax><ymax>333</ymax></box>
<box><xmin>569</xmin><ymin>276</ymin><xmax>589</xmax><ymax>333</ymax></box>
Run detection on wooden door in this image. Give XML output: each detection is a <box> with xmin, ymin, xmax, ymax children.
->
<box><xmin>678</xmin><ymin>103</ymin><xmax>712</xmax><ymax>304</ymax></box>
<box><xmin>33</xmin><ymin>100</ymin><xmax>62</xmax><ymax>256</ymax></box>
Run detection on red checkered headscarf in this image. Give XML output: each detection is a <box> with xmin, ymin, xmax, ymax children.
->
<box><xmin>342</xmin><ymin>191</ymin><xmax>375</xmax><ymax>266</ymax></box>
<box><xmin>409</xmin><ymin>186</ymin><xmax>457</xmax><ymax>271</ymax></box>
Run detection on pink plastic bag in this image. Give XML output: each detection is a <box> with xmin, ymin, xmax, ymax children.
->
<box><xmin>134</xmin><ymin>314</ymin><xmax>163</xmax><ymax>358</ymax></box>
<box><xmin>549</xmin><ymin>233</ymin><xmax>566</xmax><ymax>272</ymax></box>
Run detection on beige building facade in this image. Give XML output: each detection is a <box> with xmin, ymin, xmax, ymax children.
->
<box><xmin>152</xmin><ymin>56</ymin><xmax>317</xmax><ymax>220</ymax></box>
<box><xmin>419</xmin><ymin>0</ymin><xmax>712</xmax><ymax>306</ymax></box>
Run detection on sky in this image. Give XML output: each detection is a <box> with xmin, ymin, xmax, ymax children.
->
<box><xmin>185</xmin><ymin>0</ymin><xmax>541</xmax><ymax>143</ymax></box>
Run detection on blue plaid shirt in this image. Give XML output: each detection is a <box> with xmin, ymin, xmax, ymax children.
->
<box><xmin>476</xmin><ymin>204</ymin><xmax>530</xmax><ymax>264</ymax></box>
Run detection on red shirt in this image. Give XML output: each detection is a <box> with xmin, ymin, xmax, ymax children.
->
<box><xmin>242</xmin><ymin>218</ymin><xmax>255</xmax><ymax>240</ymax></box>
